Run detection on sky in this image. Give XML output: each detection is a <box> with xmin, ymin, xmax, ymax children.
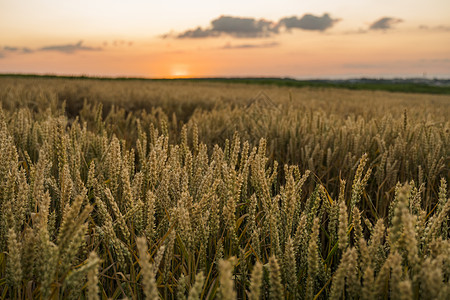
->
<box><xmin>1</xmin><ymin>0</ymin><xmax>450</xmax><ymax>78</ymax></box>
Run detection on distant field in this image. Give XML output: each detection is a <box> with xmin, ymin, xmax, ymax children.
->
<box><xmin>0</xmin><ymin>76</ymin><xmax>448</xmax><ymax>299</ymax></box>
<box><xmin>2</xmin><ymin>73</ymin><xmax>450</xmax><ymax>94</ymax></box>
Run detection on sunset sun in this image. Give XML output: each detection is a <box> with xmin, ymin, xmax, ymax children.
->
<box><xmin>170</xmin><ymin>64</ymin><xmax>191</xmax><ymax>78</ymax></box>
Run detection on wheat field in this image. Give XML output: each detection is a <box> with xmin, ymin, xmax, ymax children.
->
<box><xmin>0</xmin><ymin>77</ymin><xmax>449</xmax><ymax>299</ymax></box>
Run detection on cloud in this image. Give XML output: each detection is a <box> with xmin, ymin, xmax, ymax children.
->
<box><xmin>0</xmin><ymin>41</ymin><xmax>100</xmax><ymax>58</ymax></box>
<box><xmin>110</xmin><ymin>40</ymin><xmax>134</xmax><ymax>47</ymax></box>
<box><xmin>279</xmin><ymin>14</ymin><xmax>340</xmax><ymax>31</ymax></box>
<box><xmin>171</xmin><ymin>13</ymin><xmax>339</xmax><ymax>39</ymax></box>
<box><xmin>2</xmin><ymin>46</ymin><xmax>35</xmax><ymax>54</ymax></box>
<box><xmin>0</xmin><ymin>46</ymin><xmax>34</xmax><ymax>58</ymax></box>
<box><xmin>221</xmin><ymin>41</ymin><xmax>280</xmax><ymax>49</ymax></box>
<box><xmin>419</xmin><ymin>25</ymin><xmax>450</xmax><ymax>31</ymax></box>
<box><xmin>342</xmin><ymin>63</ymin><xmax>384</xmax><ymax>69</ymax></box>
<box><xmin>369</xmin><ymin>17</ymin><xmax>403</xmax><ymax>30</ymax></box>
<box><xmin>210</xmin><ymin>16</ymin><xmax>278</xmax><ymax>37</ymax></box>
<box><xmin>343</xmin><ymin>28</ymin><xmax>368</xmax><ymax>35</ymax></box>
<box><xmin>177</xmin><ymin>16</ymin><xmax>278</xmax><ymax>38</ymax></box>
<box><xmin>178</xmin><ymin>27</ymin><xmax>219</xmax><ymax>38</ymax></box>
<box><xmin>4</xmin><ymin>46</ymin><xmax>19</xmax><ymax>51</ymax></box>
<box><xmin>39</xmin><ymin>41</ymin><xmax>101</xmax><ymax>53</ymax></box>
<box><xmin>435</xmin><ymin>25</ymin><xmax>450</xmax><ymax>31</ymax></box>
<box><xmin>343</xmin><ymin>58</ymin><xmax>450</xmax><ymax>70</ymax></box>
<box><xmin>417</xmin><ymin>58</ymin><xmax>450</xmax><ymax>66</ymax></box>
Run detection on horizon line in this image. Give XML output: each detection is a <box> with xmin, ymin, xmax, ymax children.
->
<box><xmin>1</xmin><ymin>72</ymin><xmax>450</xmax><ymax>81</ymax></box>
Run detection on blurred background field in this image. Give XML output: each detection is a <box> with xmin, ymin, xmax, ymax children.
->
<box><xmin>1</xmin><ymin>76</ymin><xmax>448</xmax><ymax>208</ymax></box>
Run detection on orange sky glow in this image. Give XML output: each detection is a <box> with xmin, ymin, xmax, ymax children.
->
<box><xmin>1</xmin><ymin>0</ymin><xmax>449</xmax><ymax>78</ymax></box>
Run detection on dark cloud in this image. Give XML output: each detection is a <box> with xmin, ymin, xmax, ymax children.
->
<box><xmin>419</xmin><ymin>25</ymin><xmax>450</xmax><ymax>31</ymax></box>
<box><xmin>172</xmin><ymin>13</ymin><xmax>339</xmax><ymax>39</ymax></box>
<box><xmin>177</xmin><ymin>16</ymin><xmax>278</xmax><ymax>38</ymax></box>
<box><xmin>279</xmin><ymin>14</ymin><xmax>340</xmax><ymax>31</ymax></box>
<box><xmin>369</xmin><ymin>17</ymin><xmax>403</xmax><ymax>30</ymax></box>
<box><xmin>177</xmin><ymin>27</ymin><xmax>219</xmax><ymax>38</ymax></box>
<box><xmin>221</xmin><ymin>41</ymin><xmax>280</xmax><ymax>49</ymax></box>
<box><xmin>39</xmin><ymin>41</ymin><xmax>101</xmax><ymax>53</ymax></box>
<box><xmin>4</xmin><ymin>46</ymin><xmax>19</xmax><ymax>51</ymax></box>
<box><xmin>0</xmin><ymin>41</ymin><xmax>100</xmax><ymax>58</ymax></box>
<box><xmin>3</xmin><ymin>46</ymin><xmax>34</xmax><ymax>54</ymax></box>
<box><xmin>210</xmin><ymin>16</ymin><xmax>278</xmax><ymax>37</ymax></box>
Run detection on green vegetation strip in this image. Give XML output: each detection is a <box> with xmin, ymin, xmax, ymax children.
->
<box><xmin>1</xmin><ymin>73</ymin><xmax>450</xmax><ymax>94</ymax></box>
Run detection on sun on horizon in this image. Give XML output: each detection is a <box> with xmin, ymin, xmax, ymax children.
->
<box><xmin>169</xmin><ymin>64</ymin><xmax>192</xmax><ymax>78</ymax></box>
